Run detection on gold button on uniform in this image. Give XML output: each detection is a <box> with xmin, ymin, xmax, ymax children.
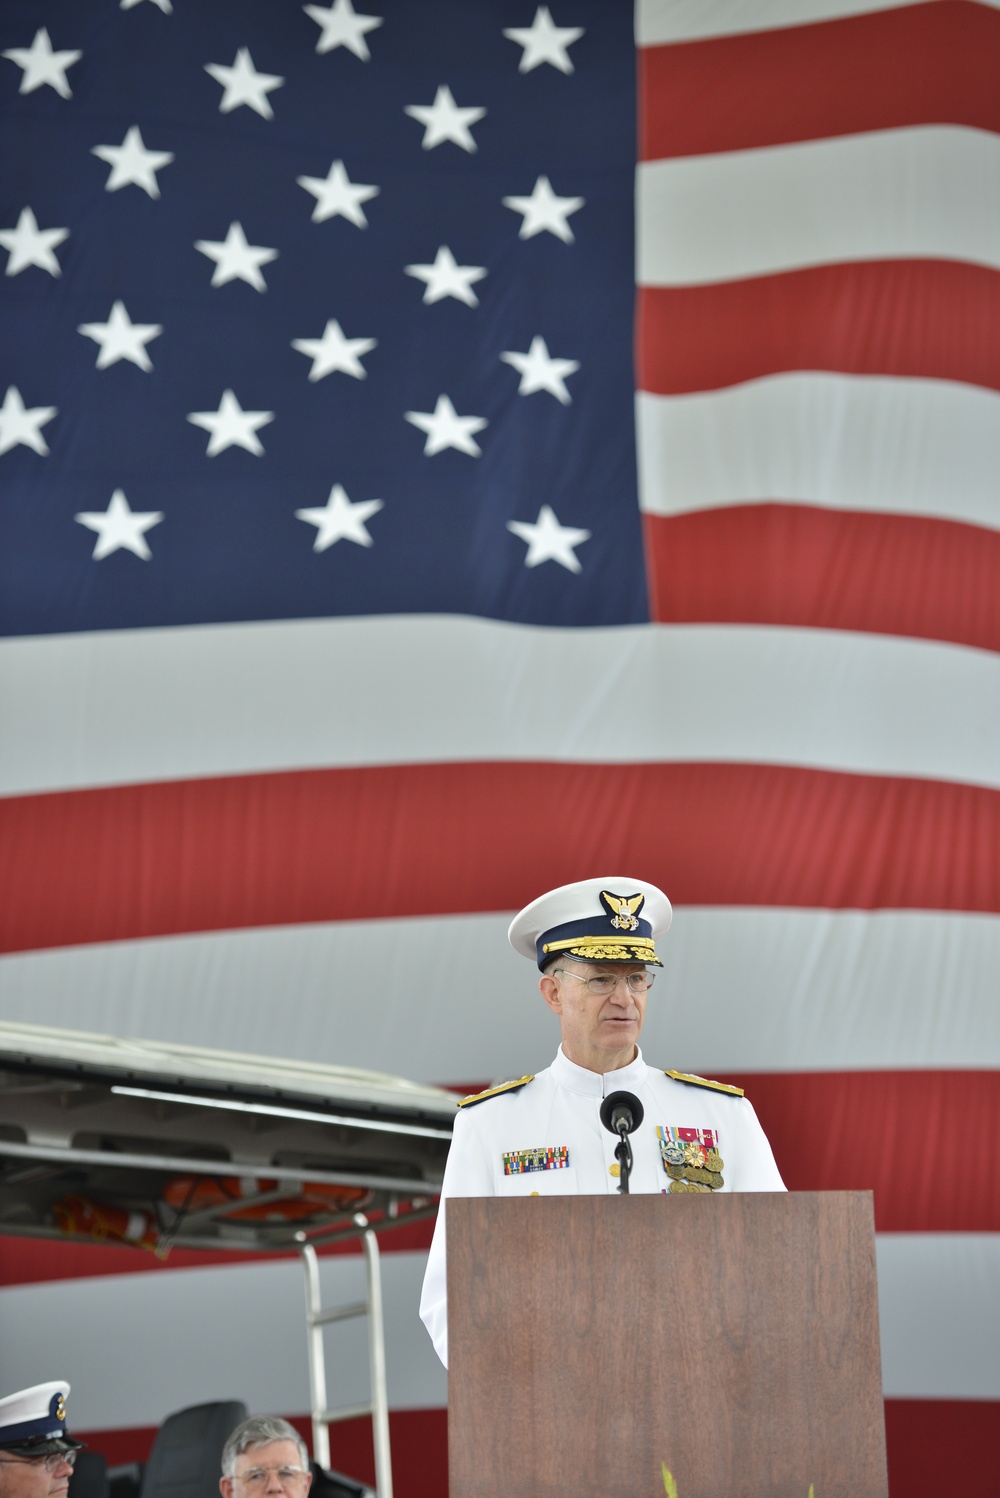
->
<box><xmin>530</xmin><ymin>1190</ymin><xmax>539</xmax><ymax>1196</ymax></box>
<box><xmin>609</xmin><ymin>1162</ymin><xmax>620</xmax><ymax>1178</ymax></box>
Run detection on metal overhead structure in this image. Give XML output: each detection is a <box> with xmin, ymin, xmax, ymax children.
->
<box><xmin>0</xmin><ymin>1020</ymin><xmax>456</xmax><ymax>1498</ymax></box>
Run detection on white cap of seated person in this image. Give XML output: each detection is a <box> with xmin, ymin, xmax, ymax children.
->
<box><xmin>0</xmin><ymin>1382</ymin><xmax>82</xmax><ymax>1498</ymax></box>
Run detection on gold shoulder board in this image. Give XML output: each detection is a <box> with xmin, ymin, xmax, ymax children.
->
<box><xmin>664</xmin><ymin>1069</ymin><xmax>744</xmax><ymax>1098</ymax></box>
<box><xmin>457</xmin><ymin>1074</ymin><xmax>535</xmax><ymax>1108</ymax></box>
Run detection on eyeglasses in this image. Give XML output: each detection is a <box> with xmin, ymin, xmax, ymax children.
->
<box><xmin>553</xmin><ymin>968</ymin><xmax>656</xmax><ymax>996</ymax></box>
<box><xmin>234</xmin><ymin>1469</ymin><xmax>309</xmax><ymax>1489</ymax></box>
<box><xmin>0</xmin><ymin>1453</ymin><xmax>78</xmax><ymax>1473</ymax></box>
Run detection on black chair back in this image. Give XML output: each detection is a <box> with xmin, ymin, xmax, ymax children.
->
<box><xmin>308</xmin><ymin>1458</ymin><xmax>372</xmax><ymax>1498</ymax></box>
<box><xmin>139</xmin><ymin>1402</ymin><xmax>248</xmax><ymax>1498</ymax></box>
<box><xmin>68</xmin><ymin>1451</ymin><xmax>109</xmax><ymax>1498</ymax></box>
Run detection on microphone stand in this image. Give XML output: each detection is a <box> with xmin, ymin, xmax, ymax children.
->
<box><xmin>614</xmin><ymin>1124</ymin><xmax>633</xmax><ymax>1195</ymax></box>
<box><xmin>600</xmin><ymin>1090</ymin><xmax>644</xmax><ymax>1195</ymax></box>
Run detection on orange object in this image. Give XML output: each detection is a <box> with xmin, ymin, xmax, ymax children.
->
<box><xmin>162</xmin><ymin>1175</ymin><xmax>370</xmax><ymax>1222</ymax></box>
<box><xmin>52</xmin><ymin>1193</ymin><xmax>161</xmax><ymax>1254</ymax></box>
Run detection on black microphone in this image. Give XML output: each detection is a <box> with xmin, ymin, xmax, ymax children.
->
<box><xmin>599</xmin><ymin>1091</ymin><xmax>644</xmax><ymax>1195</ymax></box>
<box><xmin>599</xmin><ymin>1090</ymin><xmax>644</xmax><ymax>1138</ymax></box>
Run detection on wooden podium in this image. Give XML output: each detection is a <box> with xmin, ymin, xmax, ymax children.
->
<box><xmin>447</xmin><ymin>1192</ymin><xmax>888</xmax><ymax>1498</ymax></box>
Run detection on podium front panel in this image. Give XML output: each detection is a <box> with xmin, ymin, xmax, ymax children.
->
<box><xmin>447</xmin><ymin>1192</ymin><xmax>887</xmax><ymax>1498</ymax></box>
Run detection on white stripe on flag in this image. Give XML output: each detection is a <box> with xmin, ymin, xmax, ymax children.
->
<box><xmin>637</xmin><ymin>127</ymin><xmax>1000</xmax><ymax>285</ymax></box>
<box><xmin>0</xmin><ymin>1252</ymin><xmax>448</xmax><ymax>1429</ymax></box>
<box><xmin>636</xmin><ymin>376</ymin><xmax>1000</xmax><ymax>529</ymax></box>
<box><xmin>876</xmin><ymin>1233</ymin><xmax>1000</xmax><ymax>1398</ymax></box>
<box><xmin>2</xmin><ymin>908</ymin><xmax>996</xmax><ymax>1078</ymax></box>
<box><xmin>0</xmin><ymin>1238</ymin><xmax>995</xmax><ymax>1411</ymax></box>
<box><xmin>3</xmin><ymin>619</ymin><xmax>1000</xmax><ymax>795</ymax></box>
<box><xmin>635</xmin><ymin>0</ymin><xmax>1000</xmax><ymax>46</ymax></box>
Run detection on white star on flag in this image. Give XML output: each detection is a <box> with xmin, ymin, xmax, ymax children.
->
<box><xmin>0</xmin><ymin>386</ymin><xmax>57</xmax><ymax>457</ymax></box>
<box><xmin>304</xmin><ymin>0</ymin><xmax>383</xmax><ymax>59</ymax></box>
<box><xmin>405</xmin><ymin>246</ymin><xmax>487</xmax><ymax>306</ymax></box>
<box><xmin>296</xmin><ymin>483</ymin><xmax>384</xmax><ymax>550</ymax></box>
<box><xmin>508</xmin><ymin>504</ymin><xmax>590</xmax><ymax>571</ymax></box>
<box><xmin>187</xmin><ymin>390</ymin><xmax>275</xmax><ymax>456</ymax></box>
<box><xmin>0</xmin><ymin>208</ymin><xmax>69</xmax><ymax>278</ymax></box>
<box><xmin>501</xmin><ymin>335</ymin><xmax>579</xmax><ymax>403</ymax></box>
<box><xmin>405</xmin><ymin>85</ymin><xmax>485</xmax><ymax>152</ymax></box>
<box><xmin>503</xmin><ymin>175</ymin><xmax>584</xmax><ymax>242</ymax></box>
<box><xmin>121</xmin><ymin>0</ymin><xmax>173</xmax><ymax>11</ymax></box>
<box><xmin>2</xmin><ymin>28</ymin><xmax>81</xmax><ymax>98</ymax></box>
<box><xmin>292</xmin><ymin>320</ymin><xmax>376</xmax><ymax>381</ymax></box>
<box><xmin>405</xmin><ymin>395</ymin><xmax>487</xmax><ymax>457</ymax></box>
<box><xmin>503</xmin><ymin>7</ymin><xmax>584</xmax><ymax>74</ymax></box>
<box><xmin>205</xmin><ymin>49</ymin><xmax>284</xmax><ymax>118</ymax></box>
<box><xmin>195</xmin><ymin>222</ymin><xmax>278</xmax><ymax>291</ymax></box>
<box><xmin>297</xmin><ymin>159</ymin><xmax>380</xmax><ymax>226</ymax></box>
<box><xmin>78</xmin><ymin>302</ymin><xmax>163</xmax><ymax>371</ymax></box>
<box><xmin>92</xmin><ymin>126</ymin><xmax>175</xmax><ymax>199</ymax></box>
<box><xmin>75</xmin><ymin>489</ymin><xmax>164</xmax><ymax>560</ymax></box>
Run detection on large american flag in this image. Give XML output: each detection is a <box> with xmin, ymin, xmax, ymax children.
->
<box><xmin>1</xmin><ymin>2</ymin><xmax>997</xmax><ymax>1495</ymax></box>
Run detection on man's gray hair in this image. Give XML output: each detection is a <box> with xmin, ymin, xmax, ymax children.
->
<box><xmin>221</xmin><ymin>1416</ymin><xmax>309</xmax><ymax>1476</ymax></box>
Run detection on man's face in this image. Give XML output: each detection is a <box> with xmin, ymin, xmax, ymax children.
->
<box><xmin>0</xmin><ymin>1451</ymin><xmax>74</xmax><ymax>1498</ymax></box>
<box><xmin>539</xmin><ymin>960</ymin><xmax>649</xmax><ymax>1074</ymax></box>
<box><xmin>219</xmin><ymin>1441</ymin><xmax>312</xmax><ymax>1498</ymax></box>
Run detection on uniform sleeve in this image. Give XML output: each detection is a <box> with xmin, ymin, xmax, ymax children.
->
<box><xmin>730</xmin><ymin>1095</ymin><xmax>786</xmax><ymax>1192</ymax></box>
<box><xmin>418</xmin><ymin>1103</ymin><xmax>496</xmax><ymax>1368</ymax></box>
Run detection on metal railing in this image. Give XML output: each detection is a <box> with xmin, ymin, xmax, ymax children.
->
<box><xmin>300</xmin><ymin>1215</ymin><xmax>392</xmax><ymax>1498</ymax></box>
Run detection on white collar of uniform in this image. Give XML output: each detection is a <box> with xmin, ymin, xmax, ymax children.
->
<box><xmin>551</xmin><ymin>1044</ymin><xmax>647</xmax><ymax>1098</ymax></box>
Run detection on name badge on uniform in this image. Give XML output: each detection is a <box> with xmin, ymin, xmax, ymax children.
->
<box><xmin>501</xmin><ymin>1146</ymin><xmax>570</xmax><ymax>1175</ymax></box>
<box><xmin>656</xmin><ymin>1126</ymin><xmax>724</xmax><ymax>1192</ymax></box>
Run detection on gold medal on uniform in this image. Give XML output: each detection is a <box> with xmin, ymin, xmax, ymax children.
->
<box><xmin>657</xmin><ymin>1126</ymin><xmax>724</xmax><ymax>1190</ymax></box>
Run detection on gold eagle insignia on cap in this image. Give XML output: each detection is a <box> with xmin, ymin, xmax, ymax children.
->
<box><xmin>601</xmin><ymin>890</ymin><xmax>644</xmax><ymax>931</ymax></box>
<box><xmin>54</xmin><ymin>1395</ymin><xmax>66</xmax><ymax>1422</ymax></box>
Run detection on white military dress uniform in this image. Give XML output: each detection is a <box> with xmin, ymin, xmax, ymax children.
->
<box><xmin>419</xmin><ymin>1043</ymin><xmax>785</xmax><ymax>1366</ymax></box>
<box><xmin>419</xmin><ymin>874</ymin><xmax>786</xmax><ymax>1367</ymax></box>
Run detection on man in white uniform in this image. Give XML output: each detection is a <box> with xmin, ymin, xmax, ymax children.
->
<box><xmin>0</xmin><ymin>1383</ymin><xmax>81</xmax><ymax>1498</ymax></box>
<box><xmin>419</xmin><ymin>876</ymin><xmax>785</xmax><ymax>1366</ymax></box>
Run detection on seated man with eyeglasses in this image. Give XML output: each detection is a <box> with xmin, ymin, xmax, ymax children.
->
<box><xmin>0</xmin><ymin>1382</ymin><xmax>82</xmax><ymax>1498</ymax></box>
<box><xmin>220</xmin><ymin>1418</ymin><xmax>312</xmax><ymax>1498</ymax></box>
<box><xmin>419</xmin><ymin>876</ymin><xmax>786</xmax><ymax>1366</ymax></box>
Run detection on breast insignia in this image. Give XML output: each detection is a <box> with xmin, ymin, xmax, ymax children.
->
<box><xmin>502</xmin><ymin>1145</ymin><xmax>568</xmax><ymax>1174</ymax></box>
<box><xmin>664</xmin><ymin>1070</ymin><xmax>744</xmax><ymax>1098</ymax></box>
<box><xmin>656</xmin><ymin>1126</ymin><xmax>725</xmax><ymax>1190</ymax></box>
<box><xmin>457</xmin><ymin>1075</ymin><xmax>535</xmax><ymax>1108</ymax></box>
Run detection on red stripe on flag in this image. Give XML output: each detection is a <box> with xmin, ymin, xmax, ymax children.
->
<box><xmin>643</xmin><ymin>506</ymin><xmax>1000</xmax><ymax>653</ymax></box>
<box><xmin>717</xmin><ymin>1070</ymin><xmax>1000</xmax><ymax>1233</ymax></box>
<box><xmin>62</xmin><ymin>1403</ymin><xmax>1000</xmax><ymax>1498</ymax></box>
<box><xmin>2</xmin><ymin>1070</ymin><xmax>988</xmax><ymax>1254</ymax></box>
<box><xmin>281</xmin><ymin>1411</ymin><xmax>448</xmax><ymax>1498</ymax></box>
<box><xmin>0</xmin><ymin>1216</ymin><xmax>436</xmax><ymax>1286</ymax></box>
<box><xmin>884</xmin><ymin>1398</ymin><xmax>999</xmax><ymax>1498</ymax></box>
<box><xmin>70</xmin><ymin>1426</ymin><xmax>158</xmax><ymax>1469</ymax></box>
<box><xmin>72</xmin><ymin>1412</ymin><xmax>448</xmax><ymax>1498</ymax></box>
<box><xmin>636</xmin><ymin>262</ymin><xmax>1000</xmax><ymax>395</ymax></box>
<box><xmin>3</xmin><ymin>763</ymin><xmax>999</xmax><ymax>952</ymax></box>
<box><xmin>639</xmin><ymin>0</ymin><xmax>1000</xmax><ymax>161</ymax></box>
